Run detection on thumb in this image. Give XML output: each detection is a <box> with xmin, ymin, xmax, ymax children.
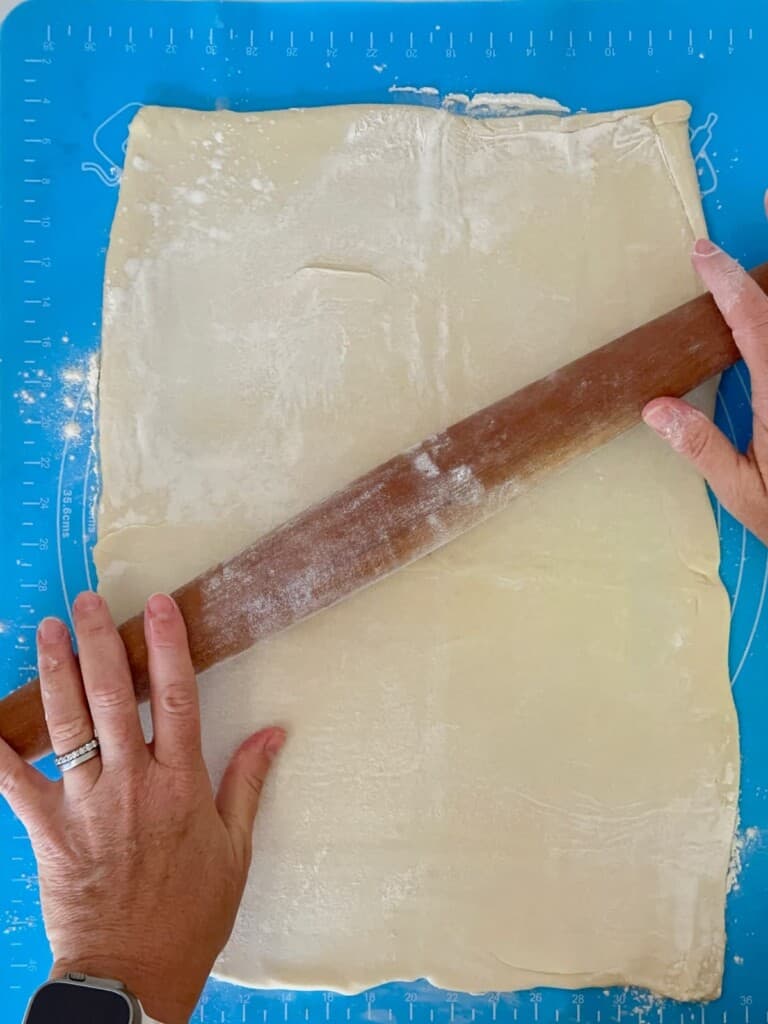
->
<box><xmin>0</xmin><ymin>737</ymin><xmax>54</xmax><ymax>828</ymax></box>
<box><xmin>216</xmin><ymin>726</ymin><xmax>286</xmax><ymax>863</ymax></box>
<box><xmin>642</xmin><ymin>397</ymin><xmax>760</xmax><ymax>524</ymax></box>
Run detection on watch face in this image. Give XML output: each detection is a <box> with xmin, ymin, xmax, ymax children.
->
<box><xmin>26</xmin><ymin>980</ymin><xmax>133</xmax><ymax>1024</ymax></box>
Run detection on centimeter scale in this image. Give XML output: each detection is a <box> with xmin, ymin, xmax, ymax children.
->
<box><xmin>2</xmin><ymin>1</ymin><xmax>768</xmax><ymax>1021</ymax></box>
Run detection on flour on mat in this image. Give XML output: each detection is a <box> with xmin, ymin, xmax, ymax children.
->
<box><xmin>728</xmin><ymin>824</ymin><xmax>761</xmax><ymax>893</ymax></box>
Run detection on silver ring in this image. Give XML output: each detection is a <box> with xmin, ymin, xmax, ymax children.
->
<box><xmin>54</xmin><ymin>738</ymin><xmax>101</xmax><ymax>773</ymax></box>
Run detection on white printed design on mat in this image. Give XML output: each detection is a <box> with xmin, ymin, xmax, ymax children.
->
<box><xmin>81</xmin><ymin>102</ymin><xmax>143</xmax><ymax>187</ymax></box>
<box><xmin>690</xmin><ymin>112</ymin><xmax>719</xmax><ymax>197</ymax></box>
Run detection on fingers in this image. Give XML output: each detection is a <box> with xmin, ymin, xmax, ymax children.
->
<box><xmin>73</xmin><ymin>592</ymin><xmax>147</xmax><ymax>768</ymax></box>
<box><xmin>693</xmin><ymin>238</ymin><xmax>768</xmax><ymax>342</ymax></box>
<box><xmin>216</xmin><ymin>727</ymin><xmax>286</xmax><ymax>865</ymax></box>
<box><xmin>692</xmin><ymin>239</ymin><xmax>768</xmax><ymax>417</ymax></box>
<box><xmin>38</xmin><ymin>617</ymin><xmax>92</xmax><ymax>752</ymax></box>
<box><xmin>643</xmin><ymin>398</ymin><xmax>768</xmax><ymax>536</ymax></box>
<box><xmin>144</xmin><ymin>594</ymin><xmax>203</xmax><ymax>771</ymax></box>
<box><xmin>37</xmin><ymin>616</ymin><xmax>100</xmax><ymax>792</ymax></box>
<box><xmin>0</xmin><ymin>737</ymin><xmax>55</xmax><ymax>827</ymax></box>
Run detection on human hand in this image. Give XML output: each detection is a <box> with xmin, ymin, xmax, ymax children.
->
<box><xmin>643</xmin><ymin>235</ymin><xmax>768</xmax><ymax>544</ymax></box>
<box><xmin>0</xmin><ymin>591</ymin><xmax>285</xmax><ymax>1024</ymax></box>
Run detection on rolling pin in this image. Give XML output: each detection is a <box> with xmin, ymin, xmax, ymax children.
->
<box><xmin>4</xmin><ymin>266</ymin><xmax>768</xmax><ymax>764</ymax></box>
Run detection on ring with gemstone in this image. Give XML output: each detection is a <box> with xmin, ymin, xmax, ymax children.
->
<box><xmin>54</xmin><ymin>737</ymin><xmax>101</xmax><ymax>773</ymax></box>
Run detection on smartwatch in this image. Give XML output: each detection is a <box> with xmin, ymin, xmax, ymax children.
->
<box><xmin>22</xmin><ymin>972</ymin><xmax>164</xmax><ymax>1023</ymax></box>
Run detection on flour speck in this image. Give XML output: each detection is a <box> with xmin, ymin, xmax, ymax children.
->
<box><xmin>413</xmin><ymin>451</ymin><xmax>440</xmax><ymax>478</ymax></box>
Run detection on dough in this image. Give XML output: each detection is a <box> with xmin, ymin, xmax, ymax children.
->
<box><xmin>96</xmin><ymin>100</ymin><xmax>739</xmax><ymax>1000</ymax></box>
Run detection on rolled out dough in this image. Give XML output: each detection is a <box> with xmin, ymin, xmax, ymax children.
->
<box><xmin>96</xmin><ymin>100</ymin><xmax>739</xmax><ymax>1000</ymax></box>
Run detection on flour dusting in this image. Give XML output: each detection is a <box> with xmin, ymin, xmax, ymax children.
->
<box><xmin>716</xmin><ymin>258</ymin><xmax>750</xmax><ymax>314</ymax></box>
<box><xmin>728</xmin><ymin>824</ymin><xmax>761</xmax><ymax>893</ymax></box>
<box><xmin>448</xmin><ymin>464</ymin><xmax>485</xmax><ymax>505</ymax></box>
<box><xmin>413</xmin><ymin>451</ymin><xmax>440</xmax><ymax>478</ymax></box>
<box><xmin>174</xmin><ymin>186</ymin><xmax>207</xmax><ymax>206</ymax></box>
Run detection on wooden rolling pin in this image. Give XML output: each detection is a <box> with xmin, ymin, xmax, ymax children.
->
<box><xmin>4</xmin><ymin>267</ymin><xmax>768</xmax><ymax>763</ymax></box>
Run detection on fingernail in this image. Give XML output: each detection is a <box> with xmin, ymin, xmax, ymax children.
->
<box><xmin>642</xmin><ymin>404</ymin><xmax>687</xmax><ymax>451</ymax></box>
<box><xmin>74</xmin><ymin>591</ymin><xmax>102</xmax><ymax>614</ymax></box>
<box><xmin>693</xmin><ymin>238</ymin><xmax>719</xmax><ymax>257</ymax></box>
<box><xmin>264</xmin><ymin>728</ymin><xmax>287</xmax><ymax>761</ymax></box>
<box><xmin>38</xmin><ymin>617</ymin><xmax>66</xmax><ymax>644</ymax></box>
<box><xmin>147</xmin><ymin>593</ymin><xmax>176</xmax><ymax>622</ymax></box>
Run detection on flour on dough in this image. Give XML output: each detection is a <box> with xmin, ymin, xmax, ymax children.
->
<box><xmin>96</xmin><ymin>100</ymin><xmax>738</xmax><ymax>1000</ymax></box>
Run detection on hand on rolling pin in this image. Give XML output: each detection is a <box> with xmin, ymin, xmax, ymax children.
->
<box><xmin>0</xmin><ymin>592</ymin><xmax>285</xmax><ymax>1024</ymax></box>
<box><xmin>644</xmin><ymin>235</ymin><xmax>768</xmax><ymax>543</ymax></box>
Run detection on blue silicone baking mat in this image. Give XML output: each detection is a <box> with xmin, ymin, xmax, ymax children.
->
<box><xmin>2</xmin><ymin>1</ymin><xmax>768</xmax><ymax>1021</ymax></box>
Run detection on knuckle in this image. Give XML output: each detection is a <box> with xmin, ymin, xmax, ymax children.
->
<box><xmin>152</xmin><ymin>639</ymin><xmax>178</xmax><ymax>651</ymax></box>
<box><xmin>721</xmin><ymin>264</ymin><xmax>744</xmax><ymax>283</ymax></box>
<box><xmin>149</xmin><ymin>615</ymin><xmax>184</xmax><ymax>649</ymax></box>
<box><xmin>681</xmin><ymin>422</ymin><xmax>711</xmax><ymax>462</ymax></box>
<box><xmin>150</xmin><ymin>628</ymin><xmax>181</xmax><ymax>650</ymax></box>
<box><xmin>78</xmin><ymin>617</ymin><xmax>111</xmax><ymax>640</ymax></box>
<box><xmin>39</xmin><ymin>652</ymin><xmax>70</xmax><ymax>677</ymax></box>
<box><xmin>159</xmin><ymin>681</ymin><xmax>197</xmax><ymax>718</ymax></box>
<box><xmin>241</xmin><ymin>771</ymin><xmax>265</xmax><ymax>802</ymax></box>
<box><xmin>51</xmin><ymin>715</ymin><xmax>90</xmax><ymax>748</ymax></box>
<box><xmin>88</xmin><ymin>685</ymin><xmax>132</xmax><ymax>714</ymax></box>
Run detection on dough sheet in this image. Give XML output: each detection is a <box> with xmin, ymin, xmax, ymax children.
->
<box><xmin>96</xmin><ymin>100</ymin><xmax>738</xmax><ymax>1000</ymax></box>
